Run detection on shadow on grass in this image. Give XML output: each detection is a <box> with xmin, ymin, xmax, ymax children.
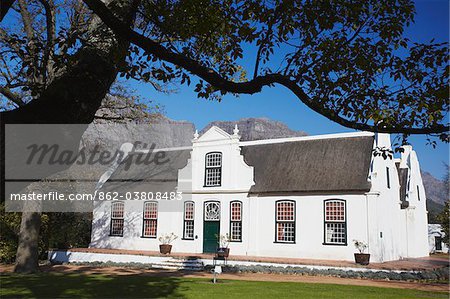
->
<box><xmin>1</xmin><ymin>270</ymin><xmax>195</xmax><ymax>298</ymax></box>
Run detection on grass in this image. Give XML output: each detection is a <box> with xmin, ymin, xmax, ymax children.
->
<box><xmin>0</xmin><ymin>272</ymin><xmax>447</xmax><ymax>299</ymax></box>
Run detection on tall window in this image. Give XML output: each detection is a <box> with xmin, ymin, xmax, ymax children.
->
<box><xmin>275</xmin><ymin>200</ymin><xmax>295</xmax><ymax>243</ymax></box>
<box><xmin>416</xmin><ymin>185</ymin><xmax>421</xmax><ymax>201</ymax></box>
<box><xmin>230</xmin><ymin>201</ymin><xmax>242</xmax><ymax>242</ymax></box>
<box><xmin>204</xmin><ymin>152</ymin><xmax>222</xmax><ymax>186</ymax></box>
<box><xmin>324</xmin><ymin>200</ymin><xmax>347</xmax><ymax>245</ymax></box>
<box><xmin>386</xmin><ymin>167</ymin><xmax>390</xmax><ymax>189</ymax></box>
<box><xmin>142</xmin><ymin>201</ymin><xmax>158</xmax><ymax>238</ymax></box>
<box><xmin>110</xmin><ymin>201</ymin><xmax>124</xmax><ymax>236</ymax></box>
<box><xmin>183</xmin><ymin>201</ymin><xmax>195</xmax><ymax>239</ymax></box>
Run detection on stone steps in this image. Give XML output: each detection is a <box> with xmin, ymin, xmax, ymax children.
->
<box><xmin>150</xmin><ymin>258</ymin><xmax>204</xmax><ymax>271</ymax></box>
<box><xmin>48</xmin><ymin>250</ymin><xmax>205</xmax><ymax>271</ymax></box>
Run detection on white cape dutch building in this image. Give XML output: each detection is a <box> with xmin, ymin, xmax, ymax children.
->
<box><xmin>90</xmin><ymin>126</ymin><xmax>429</xmax><ymax>263</ymax></box>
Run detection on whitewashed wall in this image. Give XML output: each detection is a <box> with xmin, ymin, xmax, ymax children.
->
<box><xmin>90</xmin><ymin>129</ymin><xmax>430</xmax><ymax>263</ymax></box>
<box><xmin>428</xmin><ymin>224</ymin><xmax>449</xmax><ymax>253</ymax></box>
<box><xmin>401</xmin><ymin>146</ymin><xmax>429</xmax><ymax>257</ymax></box>
<box><xmin>367</xmin><ymin>133</ymin><xmax>405</xmax><ymax>262</ymax></box>
<box><xmin>246</xmin><ymin>194</ymin><xmax>369</xmax><ymax>261</ymax></box>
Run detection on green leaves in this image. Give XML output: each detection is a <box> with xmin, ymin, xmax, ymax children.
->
<box><xmin>7</xmin><ymin>0</ymin><xmax>444</xmax><ymax>138</ymax></box>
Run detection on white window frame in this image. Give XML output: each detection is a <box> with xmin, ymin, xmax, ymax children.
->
<box><xmin>324</xmin><ymin>199</ymin><xmax>347</xmax><ymax>245</ymax></box>
<box><xmin>183</xmin><ymin>201</ymin><xmax>195</xmax><ymax>240</ymax></box>
<box><xmin>142</xmin><ymin>201</ymin><xmax>158</xmax><ymax>238</ymax></box>
<box><xmin>110</xmin><ymin>201</ymin><xmax>124</xmax><ymax>237</ymax></box>
<box><xmin>275</xmin><ymin>200</ymin><xmax>295</xmax><ymax>243</ymax></box>
<box><xmin>230</xmin><ymin>201</ymin><xmax>242</xmax><ymax>242</ymax></box>
<box><xmin>204</xmin><ymin>152</ymin><xmax>222</xmax><ymax>187</ymax></box>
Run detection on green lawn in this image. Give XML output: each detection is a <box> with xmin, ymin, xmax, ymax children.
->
<box><xmin>0</xmin><ymin>273</ymin><xmax>447</xmax><ymax>299</ymax></box>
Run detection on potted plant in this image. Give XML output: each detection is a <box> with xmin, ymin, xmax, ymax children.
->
<box><xmin>158</xmin><ymin>233</ymin><xmax>178</xmax><ymax>254</ymax></box>
<box><xmin>353</xmin><ymin>239</ymin><xmax>370</xmax><ymax>265</ymax></box>
<box><xmin>216</xmin><ymin>234</ymin><xmax>231</xmax><ymax>258</ymax></box>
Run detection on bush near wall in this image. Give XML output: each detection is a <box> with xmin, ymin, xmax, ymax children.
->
<box><xmin>0</xmin><ymin>204</ymin><xmax>22</xmax><ymax>263</ymax></box>
<box><xmin>0</xmin><ymin>204</ymin><xmax>92</xmax><ymax>263</ymax></box>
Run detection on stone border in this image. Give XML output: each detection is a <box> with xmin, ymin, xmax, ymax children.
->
<box><xmin>207</xmin><ymin>264</ymin><xmax>449</xmax><ymax>282</ymax></box>
<box><xmin>63</xmin><ymin>261</ymin><xmax>448</xmax><ymax>283</ymax></box>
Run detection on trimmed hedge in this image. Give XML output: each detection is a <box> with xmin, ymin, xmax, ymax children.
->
<box><xmin>61</xmin><ymin>261</ymin><xmax>449</xmax><ymax>282</ymax></box>
<box><xmin>207</xmin><ymin>264</ymin><xmax>449</xmax><ymax>282</ymax></box>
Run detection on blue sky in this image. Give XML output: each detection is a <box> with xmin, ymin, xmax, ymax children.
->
<box><xmin>131</xmin><ymin>1</ymin><xmax>449</xmax><ymax>179</ymax></box>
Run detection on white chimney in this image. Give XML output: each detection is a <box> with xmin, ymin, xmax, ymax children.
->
<box><xmin>400</xmin><ymin>145</ymin><xmax>412</xmax><ymax>168</ymax></box>
<box><xmin>375</xmin><ymin>133</ymin><xmax>391</xmax><ymax>148</ymax></box>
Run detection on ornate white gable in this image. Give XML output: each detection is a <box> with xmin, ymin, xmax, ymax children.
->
<box><xmin>195</xmin><ymin>126</ymin><xmax>233</xmax><ymax>142</ymax></box>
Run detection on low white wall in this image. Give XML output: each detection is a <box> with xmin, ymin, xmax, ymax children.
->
<box><xmin>49</xmin><ymin>250</ymin><xmax>171</xmax><ymax>264</ymax></box>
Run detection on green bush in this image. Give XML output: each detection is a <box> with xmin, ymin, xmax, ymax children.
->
<box><xmin>0</xmin><ymin>204</ymin><xmax>21</xmax><ymax>263</ymax></box>
<box><xmin>0</xmin><ymin>204</ymin><xmax>92</xmax><ymax>263</ymax></box>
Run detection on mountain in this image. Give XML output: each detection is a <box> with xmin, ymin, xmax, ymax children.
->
<box><xmin>427</xmin><ymin>199</ymin><xmax>444</xmax><ymax>224</ymax></box>
<box><xmin>201</xmin><ymin>117</ymin><xmax>308</xmax><ymax>141</ymax></box>
<box><xmin>422</xmin><ymin>170</ymin><xmax>447</xmax><ymax>223</ymax></box>
<box><xmin>422</xmin><ymin>171</ymin><xmax>448</xmax><ymax>206</ymax></box>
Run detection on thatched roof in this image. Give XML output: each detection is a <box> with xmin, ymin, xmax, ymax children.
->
<box><xmin>100</xmin><ymin>135</ymin><xmax>375</xmax><ymax>195</ymax></box>
<box><xmin>241</xmin><ymin>136</ymin><xmax>374</xmax><ymax>194</ymax></box>
<box><xmin>100</xmin><ymin>150</ymin><xmax>191</xmax><ymax>193</ymax></box>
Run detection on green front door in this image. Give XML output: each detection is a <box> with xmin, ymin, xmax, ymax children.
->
<box><xmin>203</xmin><ymin>221</ymin><xmax>220</xmax><ymax>253</ymax></box>
<box><xmin>203</xmin><ymin>201</ymin><xmax>221</xmax><ymax>253</ymax></box>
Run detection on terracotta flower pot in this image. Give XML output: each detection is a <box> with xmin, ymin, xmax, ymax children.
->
<box><xmin>217</xmin><ymin>247</ymin><xmax>230</xmax><ymax>258</ymax></box>
<box><xmin>354</xmin><ymin>253</ymin><xmax>370</xmax><ymax>265</ymax></box>
<box><xmin>159</xmin><ymin>244</ymin><xmax>172</xmax><ymax>254</ymax></box>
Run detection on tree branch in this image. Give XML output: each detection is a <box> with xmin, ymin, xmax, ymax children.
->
<box><xmin>0</xmin><ymin>86</ymin><xmax>25</xmax><ymax>107</ymax></box>
<box><xmin>0</xmin><ymin>0</ymin><xmax>15</xmax><ymax>21</ymax></box>
<box><xmin>37</xmin><ymin>0</ymin><xmax>56</xmax><ymax>85</ymax></box>
<box><xmin>83</xmin><ymin>0</ymin><xmax>449</xmax><ymax>135</ymax></box>
<box><xmin>17</xmin><ymin>0</ymin><xmax>35</xmax><ymax>49</ymax></box>
<box><xmin>17</xmin><ymin>0</ymin><xmax>40</xmax><ymax>88</ymax></box>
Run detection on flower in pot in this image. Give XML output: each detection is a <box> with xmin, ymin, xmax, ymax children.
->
<box><xmin>215</xmin><ymin>233</ymin><xmax>231</xmax><ymax>258</ymax></box>
<box><xmin>353</xmin><ymin>239</ymin><xmax>370</xmax><ymax>265</ymax></box>
<box><xmin>158</xmin><ymin>233</ymin><xmax>178</xmax><ymax>254</ymax></box>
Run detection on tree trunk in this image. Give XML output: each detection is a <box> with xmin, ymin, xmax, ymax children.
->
<box><xmin>14</xmin><ymin>212</ymin><xmax>42</xmax><ymax>273</ymax></box>
<box><xmin>2</xmin><ymin>0</ymin><xmax>140</xmax><ymax>273</ymax></box>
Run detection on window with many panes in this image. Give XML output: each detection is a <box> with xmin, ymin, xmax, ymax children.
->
<box><xmin>275</xmin><ymin>201</ymin><xmax>295</xmax><ymax>243</ymax></box>
<box><xmin>204</xmin><ymin>152</ymin><xmax>222</xmax><ymax>186</ymax></box>
<box><xmin>183</xmin><ymin>201</ymin><xmax>195</xmax><ymax>239</ymax></box>
<box><xmin>230</xmin><ymin>201</ymin><xmax>242</xmax><ymax>241</ymax></box>
<box><xmin>142</xmin><ymin>201</ymin><xmax>158</xmax><ymax>238</ymax></box>
<box><xmin>110</xmin><ymin>201</ymin><xmax>124</xmax><ymax>236</ymax></box>
<box><xmin>324</xmin><ymin>200</ymin><xmax>347</xmax><ymax>245</ymax></box>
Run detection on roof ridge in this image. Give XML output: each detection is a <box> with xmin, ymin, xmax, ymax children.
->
<box><xmin>240</xmin><ymin>131</ymin><xmax>375</xmax><ymax>146</ymax></box>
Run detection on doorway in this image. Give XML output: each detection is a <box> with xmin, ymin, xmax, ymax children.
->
<box><xmin>203</xmin><ymin>201</ymin><xmax>220</xmax><ymax>253</ymax></box>
<box><xmin>435</xmin><ymin>236</ymin><xmax>443</xmax><ymax>251</ymax></box>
